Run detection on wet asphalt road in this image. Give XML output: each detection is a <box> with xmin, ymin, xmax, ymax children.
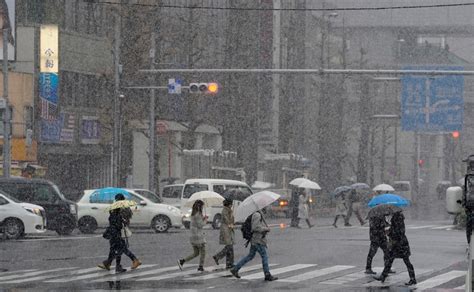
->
<box><xmin>0</xmin><ymin>216</ymin><xmax>468</xmax><ymax>291</ymax></box>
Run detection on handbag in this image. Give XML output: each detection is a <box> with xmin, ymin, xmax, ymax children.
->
<box><xmin>121</xmin><ymin>226</ymin><xmax>132</xmax><ymax>238</ymax></box>
<box><xmin>102</xmin><ymin>226</ymin><xmax>112</xmax><ymax>240</ymax></box>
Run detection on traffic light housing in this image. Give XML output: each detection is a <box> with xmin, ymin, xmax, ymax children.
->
<box><xmin>189</xmin><ymin>82</ymin><xmax>219</xmax><ymax>94</ymax></box>
<box><xmin>452</xmin><ymin>131</ymin><xmax>460</xmax><ymax>139</ymax></box>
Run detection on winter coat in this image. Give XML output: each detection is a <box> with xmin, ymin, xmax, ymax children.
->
<box><xmin>190</xmin><ymin>214</ymin><xmax>206</xmax><ymax>245</ymax></box>
<box><xmin>369</xmin><ymin>216</ymin><xmax>388</xmax><ymax>244</ymax></box>
<box><xmin>219</xmin><ymin>206</ymin><xmax>235</xmax><ymax>245</ymax></box>
<box><xmin>108</xmin><ymin>209</ymin><xmax>126</xmax><ymax>251</ymax></box>
<box><xmin>387</xmin><ymin>212</ymin><xmax>411</xmax><ymax>258</ymax></box>
<box><xmin>334</xmin><ymin>196</ymin><xmax>348</xmax><ymax>216</ymax></box>
<box><xmin>251</xmin><ymin>211</ymin><xmax>270</xmax><ymax>246</ymax></box>
<box><xmin>298</xmin><ymin>194</ymin><xmax>309</xmax><ymax>219</ymax></box>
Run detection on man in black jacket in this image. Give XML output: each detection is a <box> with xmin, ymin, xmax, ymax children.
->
<box><xmin>365</xmin><ymin>216</ymin><xmax>390</xmax><ymax>274</ymax></box>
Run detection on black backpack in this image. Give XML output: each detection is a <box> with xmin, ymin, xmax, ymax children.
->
<box><xmin>241</xmin><ymin>214</ymin><xmax>254</xmax><ymax>242</ymax></box>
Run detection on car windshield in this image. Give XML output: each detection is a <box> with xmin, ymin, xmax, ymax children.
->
<box><xmin>183</xmin><ymin>184</ymin><xmax>208</xmax><ymax>199</ymax></box>
<box><xmin>1</xmin><ymin>192</ymin><xmax>20</xmax><ymax>203</ymax></box>
<box><xmin>134</xmin><ymin>190</ymin><xmax>162</xmax><ymax>203</ymax></box>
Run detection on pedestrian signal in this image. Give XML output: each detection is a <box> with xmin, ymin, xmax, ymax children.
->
<box><xmin>452</xmin><ymin>131</ymin><xmax>460</xmax><ymax>139</ymax></box>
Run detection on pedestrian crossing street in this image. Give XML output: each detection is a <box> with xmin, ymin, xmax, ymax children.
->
<box><xmin>0</xmin><ymin>262</ymin><xmax>466</xmax><ymax>290</ymax></box>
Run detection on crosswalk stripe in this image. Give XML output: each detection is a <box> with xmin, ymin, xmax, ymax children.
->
<box><xmin>278</xmin><ymin>265</ymin><xmax>355</xmax><ymax>283</ymax></box>
<box><xmin>1</xmin><ymin>267</ymin><xmax>101</xmax><ymax>284</ymax></box>
<box><xmin>45</xmin><ymin>265</ymin><xmax>155</xmax><ymax>283</ymax></box>
<box><xmin>453</xmin><ymin>284</ymin><xmax>465</xmax><ymax>290</ymax></box>
<box><xmin>241</xmin><ymin>264</ymin><xmax>316</xmax><ymax>280</ymax></box>
<box><xmin>187</xmin><ymin>264</ymin><xmax>279</xmax><ymax>281</ymax></box>
<box><xmin>320</xmin><ymin>267</ymin><xmax>384</xmax><ymax>285</ymax></box>
<box><xmin>137</xmin><ymin>265</ymin><xmax>220</xmax><ymax>281</ymax></box>
<box><xmin>407</xmin><ymin>225</ymin><xmax>437</xmax><ymax>230</ymax></box>
<box><xmin>364</xmin><ymin>269</ymin><xmax>432</xmax><ymax>287</ymax></box>
<box><xmin>415</xmin><ymin>270</ymin><xmax>465</xmax><ymax>290</ymax></box>
<box><xmin>431</xmin><ymin>225</ymin><xmax>455</xmax><ymax>230</ymax></box>
<box><xmin>0</xmin><ymin>269</ymin><xmax>37</xmax><ymax>276</ymax></box>
<box><xmin>0</xmin><ymin>267</ymin><xmax>76</xmax><ymax>282</ymax></box>
<box><xmin>92</xmin><ymin>264</ymin><xmax>192</xmax><ymax>282</ymax></box>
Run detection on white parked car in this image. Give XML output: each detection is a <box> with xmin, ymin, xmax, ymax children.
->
<box><xmin>0</xmin><ymin>191</ymin><xmax>46</xmax><ymax>239</ymax></box>
<box><xmin>77</xmin><ymin>189</ymin><xmax>182</xmax><ymax>234</ymax></box>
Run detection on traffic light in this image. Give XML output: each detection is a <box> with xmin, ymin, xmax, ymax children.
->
<box><xmin>452</xmin><ymin>131</ymin><xmax>460</xmax><ymax>139</ymax></box>
<box><xmin>418</xmin><ymin>159</ymin><xmax>424</xmax><ymax>167</ymax></box>
<box><xmin>189</xmin><ymin>82</ymin><xmax>219</xmax><ymax>94</ymax></box>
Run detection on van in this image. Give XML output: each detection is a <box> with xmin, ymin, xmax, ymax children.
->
<box><xmin>0</xmin><ymin>178</ymin><xmax>77</xmax><ymax>235</ymax></box>
<box><xmin>161</xmin><ymin>184</ymin><xmax>184</xmax><ymax>208</ymax></box>
<box><xmin>181</xmin><ymin>179</ymin><xmax>253</xmax><ymax>229</ymax></box>
<box><xmin>393</xmin><ymin>181</ymin><xmax>412</xmax><ymax>201</ymax></box>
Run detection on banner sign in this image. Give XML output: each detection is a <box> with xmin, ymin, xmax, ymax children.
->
<box><xmin>0</xmin><ymin>0</ymin><xmax>16</xmax><ymax>61</ymax></box>
<box><xmin>39</xmin><ymin>24</ymin><xmax>59</xmax><ymax>120</ymax></box>
<box><xmin>40</xmin><ymin>112</ymin><xmax>75</xmax><ymax>143</ymax></box>
<box><xmin>81</xmin><ymin>116</ymin><xmax>100</xmax><ymax>144</ymax></box>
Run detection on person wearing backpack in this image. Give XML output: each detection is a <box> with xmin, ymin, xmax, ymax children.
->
<box><xmin>212</xmin><ymin>198</ymin><xmax>235</xmax><ymax>269</ymax></box>
<box><xmin>230</xmin><ymin>208</ymin><xmax>278</xmax><ymax>281</ymax></box>
<box><xmin>177</xmin><ymin>200</ymin><xmax>208</xmax><ymax>272</ymax></box>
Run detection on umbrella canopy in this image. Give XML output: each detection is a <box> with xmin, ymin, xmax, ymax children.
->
<box><xmin>368</xmin><ymin>193</ymin><xmax>410</xmax><ymax>208</ymax></box>
<box><xmin>251</xmin><ymin>181</ymin><xmax>274</xmax><ymax>190</ymax></box>
<box><xmin>368</xmin><ymin>204</ymin><xmax>402</xmax><ymax>218</ymax></box>
<box><xmin>234</xmin><ymin>191</ymin><xmax>280</xmax><ymax>222</ymax></box>
<box><xmin>289</xmin><ymin>177</ymin><xmax>307</xmax><ymax>187</ymax></box>
<box><xmin>331</xmin><ymin>186</ymin><xmax>352</xmax><ymax>197</ymax></box>
<box><xmin>351</xmin><ymin>183</ymin><xmax>370</xmax><ymax>190</ymax></box>
<box><xmin>106</xmin><ymin>200</ymin><xmax>137</xmax><ymax>211</ymax></box>
<box><xmin>184</xmin><ymin>191</ymin><xmax>224</xmax><ymax>208</ymax></box>
<box><xmin>373</xmin><ymin>183</ymin><xmax>395</xmax><ymax>192</ymax></box>
<box><xmin>90</xmin><ymin>187</ymin><xmax>131</xmax><ymax>203</ymax></box>
<box><xmin>298</xmin><ymin>179</ymin><xmax>321</xmax><ymax>190</ymax></box>
<box><xmin>222</xmin><ymin>189</ymin><xmax>249</xmax><ymax>202</ymax></box>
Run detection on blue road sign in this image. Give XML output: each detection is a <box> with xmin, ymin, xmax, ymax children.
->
<box><xmin>401</xmin><ymin>66</ymin><xmax>464</xmax><ymax>132</ymax></box>
<box><xmin>168</xmin><ymin>78</ymin><xmax>182</xmax><ymax>94</ymax></box>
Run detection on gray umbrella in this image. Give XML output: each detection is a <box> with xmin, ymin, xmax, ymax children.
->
<box><xmin>368</xmin><ymin>204</ymin><xmax>403</xmax><ymax>218</ymax></box>
<box><xmin>331</xmin><ymin>186</ymin><xmax>352</xmax><ymax>197</ymax></box>
<box><xmin>350</xmin><ymin>182</ymin><xmax>370</xmax><ymax>190</ymax></box>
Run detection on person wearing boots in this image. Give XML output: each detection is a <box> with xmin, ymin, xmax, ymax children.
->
<box><xmin>297</xmin><ymin>190</ymin><xmax>314</xmax><ymax>228</ymax></box>
<box><xmin>213</xmin><ymin>198</ymin><xmax>235</xmax><ymax>269</ymax></box>
<box><xmin>230</xmin><ymin>208</ymin><xmax>278</xmax><ymax>281</ymax></box>
<box><xmin>98</xmin><ymin>194</ymin><xmax>141</xmax><ymax>273</ymax></box>
<box><xmin>365</xmin><ymin>216</ymin><xmax>390</xmax><ymax>274</ymax></box>
<box><xmin>373</xmin><ymin>212</ymin><xmax>417</xmax><ymax>286</ymax></box>
<box><xmin>178</xmin><ymin>200</ymin><xmax>207</xmax><ymax>272</ymax></box>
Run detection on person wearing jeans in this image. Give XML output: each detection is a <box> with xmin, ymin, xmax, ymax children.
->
<box><xmin>230</xmin><ymin>208</ymin><xmax>277</xmax><ymax>281</ymax></box>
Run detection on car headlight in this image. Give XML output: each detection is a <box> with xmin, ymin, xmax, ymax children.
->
<box><xmin>70</xmin><ymin>204</ymin><xmax>77</xmax><ymax>214</ymax></box>
<box><xmin>23</xmin><ymin>207</ymin><xmax>42</xmax><ymax>216</ymax></box>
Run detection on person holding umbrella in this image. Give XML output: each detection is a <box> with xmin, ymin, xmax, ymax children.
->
<box><xmin>212</xmin><ymin>197</ymin><xmax>235</xmax><ymax>269</ymax></box>
<box><xmin>333</xmin><ymin>192</ymin><xmax>348</xmax><ymax>228</ymax></box>
<box><xmin>364</xmin><ymin>212</ymin><xmax>390</xmax><ymax>274</ymax></box>
<box><xmin>98</xmin><ymin>194</ymin><xmax>141</xmax><ymax>273</ymax></box>
<box><xmin>231</xmin><ymin>190</ymin><xmax>280</xmax><ymax>281</ymax></box>
<box><xmin>297</xmin><ymin>190</ymin><xmax>313</xmax><ymax>228</ymax></box>
<box><xmin>178</xmin><ymin>200</ymin><xmax>208</xmax><ymax>272</ymax></box>
<box><xmin>373</xmin><ymin>211</ymin><xmax>417</xmax><ymax>285</ymax></box>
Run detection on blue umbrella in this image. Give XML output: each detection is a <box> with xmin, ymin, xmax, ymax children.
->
<box><xmin>331</xmin><ymin>186</ymin><xmax>351</xmax><ymax>197</ymax></box>
<box><xmin>90</xmin><ymin>187</ymin><xmax>131</xmax><ymax>203</ymax></box>
<box><xmin>368</xmin><ymin>193</ymin><xmax>410</xmax><ymax>208</ymax></box>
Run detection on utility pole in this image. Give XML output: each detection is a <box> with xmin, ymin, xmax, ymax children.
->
<box><xmin>148</xmin><ymin>32</ymin><xmax>156</xmax><ymax>193</ymax></box>
<box><xmin>2</xmin><ymin>28</ymin><xmax>10</xmax><ymax>178</ymax></box>
<box><xmin>113</xmin><ymin>10</ymin><xmax>121</xmax><ymax>186</ymax></box>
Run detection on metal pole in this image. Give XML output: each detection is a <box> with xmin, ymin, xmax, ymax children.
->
<box><xmin>148</xmin><ymin>32</ymin><xmax>156</xmax><ymax>193</ymax></box>
<box><xmin>394</xmin><ymin>124</ymin><xmax>398</xmax><ymax>180</ymax></box>
<box><xmin>415</xmin><ymin>133</ymin><xmax>420</xmax><ymax>204</ymax></box>
<box><xmin>113</xmin><ymin>11</ymin><xmax>121</xmax><ymax>186</ymax></box>
<box><xmin>381</xmin><ymin>122</ymin><xmax>386</xmax><ymax>182</ymax></box>
<box><xmin>2</xmin><ymin>29</ymin><xmax>10</xmax><ymax>178</ymax></box>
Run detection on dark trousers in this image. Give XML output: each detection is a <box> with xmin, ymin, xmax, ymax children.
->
<box><xmin>382</xmin><ymin>256</ymin><xmax>416</xmax><ymax>280</ymax></box>
<box><xmin>105</xmin><ymin>238</ymin><xmax>137</xmax><ymax>266</ymax></box>
<box><xmin>467</xmin><ymin>210</ymin><xmax>473</xmax><ymax>244</ymax></box>
<box><xmin>214</xmin><ymin>245</ymin><xmax>234</xmax><ymax>268</ymax></box>
<box><xmin>366</xmin><ymin>240</ymin><xmax>389</xmax><ymax>270</ymax></box>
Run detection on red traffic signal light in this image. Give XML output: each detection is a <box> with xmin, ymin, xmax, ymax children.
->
<box><xmin>452</xmin><ymin>131</ymin><xmax>460</xmax><ymax>139</ymax></box>
<box><xmin>418</xmin><ymin>159</ymin><xmax>424</xmax><ymax>167</ymax></box>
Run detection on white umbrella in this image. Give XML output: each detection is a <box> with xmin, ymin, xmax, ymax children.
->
<box><xmin>298</xmin><ymin>179</ymin><xmax>321</xmax><ymax>190</ymax></box>
<box><xmin>373</xmin><ymin>183</ymin><xmax>395</xmax><ymax>192</ymax></box>
<box><xmin>251</xmin><ymin>181</ymin><xmax>274</xmax><ymax>190</ymax></box>
<box><xmin>234</xmin><ymin>191</ymin><xmax>280</xmax><ymax>222</ymax></box>
<box><xmin>184</xmin><ymin>191</ymin><xmax>224</xmax><ymax>208</ymax></box>
<box><xmin>289</xmin><ymin>177</ymin><xmax>307</xmax><ymax>186</ymax></box>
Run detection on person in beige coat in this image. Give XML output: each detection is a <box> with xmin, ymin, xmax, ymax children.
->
<box><xmin>178</xmin><ymin>200</ymin><xmax>207</xmax><ymax>272</ymax></box>
<box><xmin>212</xmin><ymin>198</ymin><xmax>235</xmax><ymax>269</ymax></box>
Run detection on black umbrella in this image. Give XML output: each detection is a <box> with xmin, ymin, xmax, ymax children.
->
<box><xmin>222</xmin><ymin>189</ymin><xmax>248</xmax><ymax>202</ymax></box>
<box><xmin>368</xmin><ymin>204</ymin><xmax>402</xmax><ymax>219</ymax></box>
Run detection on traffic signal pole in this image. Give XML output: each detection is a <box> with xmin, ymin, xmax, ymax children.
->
<box><xmin>148</xmin><ymin>32</ymin><xmax>156</xmax><ymax>193</ymax></box>
<box><xmin>2</xmin><ymin>29</ymin><xmax>10</xmax><ymax>178</ymax></box>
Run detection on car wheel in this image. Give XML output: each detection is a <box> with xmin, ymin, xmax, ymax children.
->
<box><xmin>152</xmin><ymin>215</ymin><xmax>171</xmax><ymax>233</ymax></box>
<box><xmin>212</xmin><ymin>214</ymin><xmax>222</xmax><ymax>230</ymax></box>
<box><xmin>4</xmin><ymin>218</ymin><xmax>24</xmax><ymax>240</ymax></box>
<box><xmin>78</xmin><ymin>216</ymin><xmax>98</xmax><ymax>234</ymax></box>
<box><xmin>183</xmin><ymin>221</ymin><xmax>190</xmax><ymax>229</ymax></box>
<box><xmin>56</xmin><ymin>218</ymin><xmax>75</xmax><ymax>236</ymax></box>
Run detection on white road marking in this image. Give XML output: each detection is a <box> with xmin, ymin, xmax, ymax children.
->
<box><xmin>16</xmin><ymin>235</ymin><xmax>101</xmax><ymax>242</ymax></box>
<box><xmin>415</xmin><ymin>270</ymin><xmax>465</xmax><ymax>290</ymax></box>
<box><xmin>0</xmin><ymin>269</ymin><xmax>36</xmax><ymax>276</ymax></box>
<box><xmin>241</xmin><ymin>264</ymin><xmax>316</xmax><ymax>280</ymax></box>
<box><xmin>45</xmin><ymin>265</ymin><xmax>155</xmax><ymax>283</ymax></box>
<box><xmin>0</xmin><ymin>267</ymin><xmax>76</xmax><ymax>282</ymax></box>
<box><xmin>1</xmin><ymin>267</ymin><xmax>100</xmax><ymax>284</ymax></box>
<box><xmin>365</xmin><ymin>269</ymin><xmax>432</xmax><ymax>287</ymax></box>
<box><xmin>407</xmin><ymin>225</ymin><xmax>437</xmax><ymax>230</ymax></box>
<box><xmin>278</xmin><ymin>265</ymin><xmax>355</xmax><ymax>283</ymax></box>
<box><xmin>93</xmin><ymin>264</ymin><xmax>189</xmax><ymax>282</ymax></box>
<box><xmin>187</xmin><ymin>264</ymin><xmax>279</xmax><ymax>280</ymax></box>
<box><xmin>138</xmin><ymin>265</ymin><xmax>220</xmax><ymax>281</ymax></box>
<box><xmin>320</xmin><ymin>267</ymin><xmax>384</xmax><ymax>285</ymax></box>
<box><xmin>431</xmin><ymin>225</ymin><xmax>456</xmax><ymax>230</ymax></box>
<box><xmin>453</xmin><ymin>284</ymin><xmax>465</xmax><ymax>290</ymax></box>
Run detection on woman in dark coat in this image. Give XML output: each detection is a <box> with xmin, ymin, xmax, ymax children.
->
<box><xmin>374</xmin><ymin>212</ymin><xmax>417</xmax><ymax>286</ymax></box>
<box><xmin>365</xmin><ymin>216</ymin><xmax>389</xmax><ymax>274</ymax></box>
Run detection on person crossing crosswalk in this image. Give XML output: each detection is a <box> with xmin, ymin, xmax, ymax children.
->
<box><xmin>0</xmin><ymin>263</ymin><xmax>466</xmax><ymax>290</ymax></box>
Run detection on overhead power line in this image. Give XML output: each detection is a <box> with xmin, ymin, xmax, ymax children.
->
<box><xmin>99</xmin><ymin>1</ymin><xmax>474</xmax><ymax>12</ymax></box>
